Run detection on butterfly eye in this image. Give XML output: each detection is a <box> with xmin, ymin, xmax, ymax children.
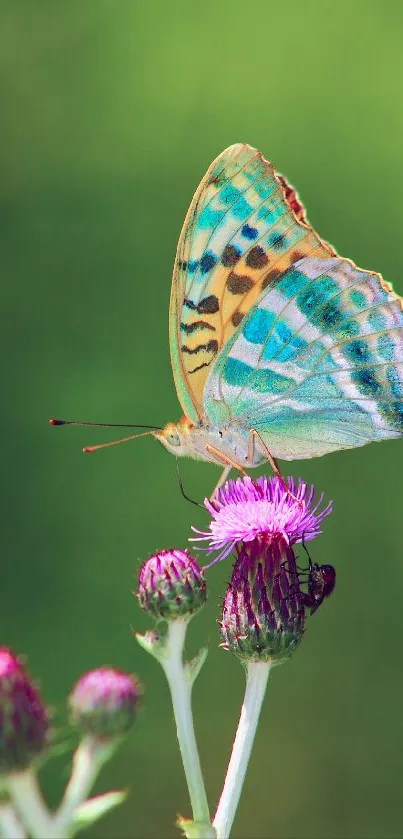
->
<box><xmin>168</xmin><ymin>430</ymin><xmax>181</xmax><ymax>447</ymax></box>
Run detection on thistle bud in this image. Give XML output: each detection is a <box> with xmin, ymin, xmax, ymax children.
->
<box><xmin>0</xmin><ymin>648</ymin><xmax>49</xmax><ymax>773</ymax></box>
<box><xmin>220</xmin><ymin>536</ymin><xmax>305</xmax><ymax>665</ymax></box>
<box><xmin>137</xmin><ymin>549</ymin><xmax>206</xmax><ymax>620</ymax></box>
<box><xmin>69</xmin><ymin>668</ymin><xmax>141</xmax><ymax>738</ymax></box>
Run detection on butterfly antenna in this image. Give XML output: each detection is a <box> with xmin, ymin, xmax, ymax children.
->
<box><xmin>49</xmin><ymin>418</ymin><xmax>161</xmax><ymax>454</ymax></box>
<box><xmin>49</xmin><ymin>419</ymin><xmax>161</xmax><ymax>430</ymax></box>
<box><xmin>83</xmin><ymin>430</ymin><xmax>154</xmax><ymax>453</ymax></box>
<box><xmin>176</xmin><ymin>459</ymin><xmax>203</xmax><ymax>509</ymax></box>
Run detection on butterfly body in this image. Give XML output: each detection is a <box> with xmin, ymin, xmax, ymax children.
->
<box><xmin>161</xmin><ymin>143</ymin><xmax>403</xmax><ymax>485</ymax></box>
<box><xmin>154</xmin><ymin>419</ymin><xmax>266</xmax><ymax>469</ymax></box>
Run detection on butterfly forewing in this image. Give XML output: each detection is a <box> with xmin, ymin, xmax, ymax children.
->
<box><xmin>169</xmin><ymin>143</ymin><xmax>334</xmax><ymax>423</ymax></box>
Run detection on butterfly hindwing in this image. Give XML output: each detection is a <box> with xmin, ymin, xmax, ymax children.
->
<box><xmin>203</xmin><ymin>256</ymin><xmax>403</xmax><ymax>459</ymax></box>
<box><xmin>169</xmin><ymin>144</ymin><xmax>335</xmax><ymax>423</ymax></box>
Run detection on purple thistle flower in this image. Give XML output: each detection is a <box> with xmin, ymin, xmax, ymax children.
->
<box><xmin>69</xmin><ymin>668</ymin><xmax>141</xmax><ymax>738</ymax></box>
<box><xmin>191</xmin><ymin>475</ymin><xmax>333</xmax><ymax>663</ymax></box>
<box><xmin>220</xmin><ymin>536</ymin><xmax>306</xmax><ymax>663</ymax></box>
<box><xmin>191</xmin><ymin>475</ymin><xmax>332</xmax><ymax>564</ymax></box>
<box><xmin>0</xmin><ymin>648</ymin><xmax>49</xmax><ymax>772</ymax></box>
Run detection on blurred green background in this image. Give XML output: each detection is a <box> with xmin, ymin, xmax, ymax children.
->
<box><xmin>1</xmin><ymin>1</ymin><xmax>403</xmax><ymax>837</ymax></box>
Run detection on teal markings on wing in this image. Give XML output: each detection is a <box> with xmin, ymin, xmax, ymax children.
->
<box><xmin>204</xmin><ymin>255</ymin><xmax>403</xmax><ymax>459</ymax></box>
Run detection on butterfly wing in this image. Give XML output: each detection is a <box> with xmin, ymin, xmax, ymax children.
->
<box><xmin>169</xmin><ymin>144</ymin><xmax>335</xmax><ymax>423</ymax></box>
<box><xmin>203</xmin><ymin>256</ymin><xmax>403</xmax><ymax>459</ymax></box>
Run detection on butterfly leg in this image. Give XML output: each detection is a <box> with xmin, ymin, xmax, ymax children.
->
<box><xmin>205</xmin><ymin>444</ymin><xmax>246</xmax><ymax>499</ymax></box>
<box><xmin>214</xmin><ymin>464</ymin><xmax>232</xmax><ymax>493</ymax></box>
<box><xmin>248</xmin><ymin>429</ymin><xmax>286</xmax><ymax>485</ymax></box>
<box><xmin>248</xmin><ymin>429</ymin><xmax>302</xmax><ymax>506</ymax></box>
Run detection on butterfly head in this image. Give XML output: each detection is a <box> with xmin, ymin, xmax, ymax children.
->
<box><xmin>153</xmin><ymin>417</ymin><xmax>228</xmax><ymax>463</ymax></box>
<box><xmin>153</xmin><ymin>419</ymin><xmax>194</xmax><ymax>457</ymax></box>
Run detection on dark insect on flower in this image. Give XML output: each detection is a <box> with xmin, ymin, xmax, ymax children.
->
<box><xmin>301</xmin><ymin>560</ymin><xmax>336</xmax><ymax>615</ymax></box>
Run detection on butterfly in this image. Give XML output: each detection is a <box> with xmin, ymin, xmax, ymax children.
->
<box><xmin>151</xmin><ymin>143</ymin><xmax>403</xmax><ymax>492</ymax></box>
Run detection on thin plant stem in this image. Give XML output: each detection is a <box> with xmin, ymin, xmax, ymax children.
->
<box><xmin>161</xmin><ymin>620</ymin><xmax>212</xmax><ymax>836</ymax></box>
<box><xmin>7</xmin><ymin>739</ymin><xmax>113</xmax><ymax>839</ymax></box>
<box><xmin>7</xmin><ymin>771</ymin><xmax>57</xmax><ymax>839</ymax></box>
<box><xmin>52</xmin><ymin>736</ymin><xmax>114</xmax><ymax>836</ymax></box>
<box><xmin>0</xmin><ymin>803</ymin><xmax>26</xmax><ymax>839</ymax></box>
<box><xmin>213</xmin><ymin>660</ymin><xmax>271</xmax><ymax>839</ymax></box>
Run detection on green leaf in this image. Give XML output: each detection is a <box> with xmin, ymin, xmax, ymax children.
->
<box><xmin>184</xmin><ymin>646</ymin><xmax>208</xmax><ymax>685</ymax></box>
<box><xmin>70</xmin><ymin>791</ymin><xmax>127</xmax><ymax>835</ymax></box>
<box><xmin>135</xmin><ymin>630</ymin><xmax>167</xmax><ymax>662</ymax></box>
<box><xmin>176</xmin><ymin>815</ymin><xmax>216</xmax><ymax>838</ymax></box>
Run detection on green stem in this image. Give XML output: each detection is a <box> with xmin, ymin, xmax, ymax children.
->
<box><xmin>7</xmin><ymin>771</ymin><xmax>57</xmax><ymax>839</ymax></box>
<box><xmin>213</xmin><ymin>661</ymin><xmax>271</xmax><ymax>839</ymax></box>
<box><xmin>52</xmin><ymin>736</ymin><xmax>114</xmax><ymax>836</ymax></box>
<box><xmin>0</xmin><ymin>803</ymin><xmax>26</xmax><ymax>839</ymax></box>
<box><xmin>7</xmin><ymin>739</ymin><xmax>114</xmax><ymax>839</ymax></box>
<box><xmin>161</xmin><ymin>620</ymin><xmax>212</xmax><ymax>836</ymax></box>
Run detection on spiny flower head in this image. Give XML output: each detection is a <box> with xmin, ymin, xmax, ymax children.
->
<box><xmin>69</xmin><ymin>668</ymin><xmax>141</xmax><ymax>738</ymax></box>
<box><xmin>137</xmin><ymin>549</ymin><xmax>206</xmax><ymax>620</ymax></box>
<box><xmin>191</xmin><ymin>475</ymin><xmax>332</xmax><ymax>562</ymax></box>
<box><xmin>0</xmin><ymin>647</ymin><xmax>49</xmax><ymax>773</ymax></box>
<box><xmin>220</xmin><ymin>535</ymin><xmax>305</xmax><ymax>664</ymax></box>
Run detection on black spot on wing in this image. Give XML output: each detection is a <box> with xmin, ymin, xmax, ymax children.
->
<box><xmin>246</xmin><ymin>246</ymin><xmax>269</xmax><ymax>269</ymax></box>
<box><xmin>178</xmin><ymin>259</ymin><xmax>198</xmax><ymax>273</ymax></box>
<box><xmin>180</xmin><ymin>320</ymin><xmax>216</xmax><ymax>334</ymax></box>
<box><xmin>381</xmin><ymin>400</ymin><xmax>403</xmax><ymax>430</ymax></box>
<box><xmin>269</xmin><ymin>233</ymin><xmax>287</xmax><ymax>250</ymax></box>
<box><xmin>200</xmin><ymin>252</ymin><xmax>217</xmax><ymax>273</ymax></box>
<box><xmin>241</xmin><ymin>223</ymin><xmax>258</xmax><ymax>240</ymax></box>
<box><xmin>226</xmin><ymin>273</ymin><xmax>254</xmax><ymax>294</ymax></box>
<box><xmin>182</xmin><ymin>339</ymin><xmax>219</xmax><ymax>356</ymax></box>
<box><xmin>261</xmin><ymin>269</ymin><xmax>281</xmax><ymax>290</ymax></box>
<box><xmin>198</xmin><ymin>295</ymin><xmax>219</xmax><ymax>314</ymax></box>
<box><xmin>353</xmin><ymin>368</ymin><xmax>383</xmax><ymax>398</ymax></box>
<box><xmin>222</xmin><ymin>245</ymin><xmax>241</xmax><ymax>267</ymax></box>
<box><xmin>344</xmin><ymin>339</ymin><xmax>371</xmax><ymax>365</ymax></box>
<box><xmin>316</xmin><ymin>302</ymin><xmax>345</xmax><ymax>329</ymax></box>
<box><xmin>184</xmin><ymin>295</ymin><xmax>219</xmax><ymax>314</ymax></box>
<box><xmin>188</xmin><ymin>361</ymin><xmax>213</xmax><ymax>375</ymax></box>
<box><xmin>231</xmin><ymin>311</ymin><xmax>244</xmax><ymax>327</ymax></box>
